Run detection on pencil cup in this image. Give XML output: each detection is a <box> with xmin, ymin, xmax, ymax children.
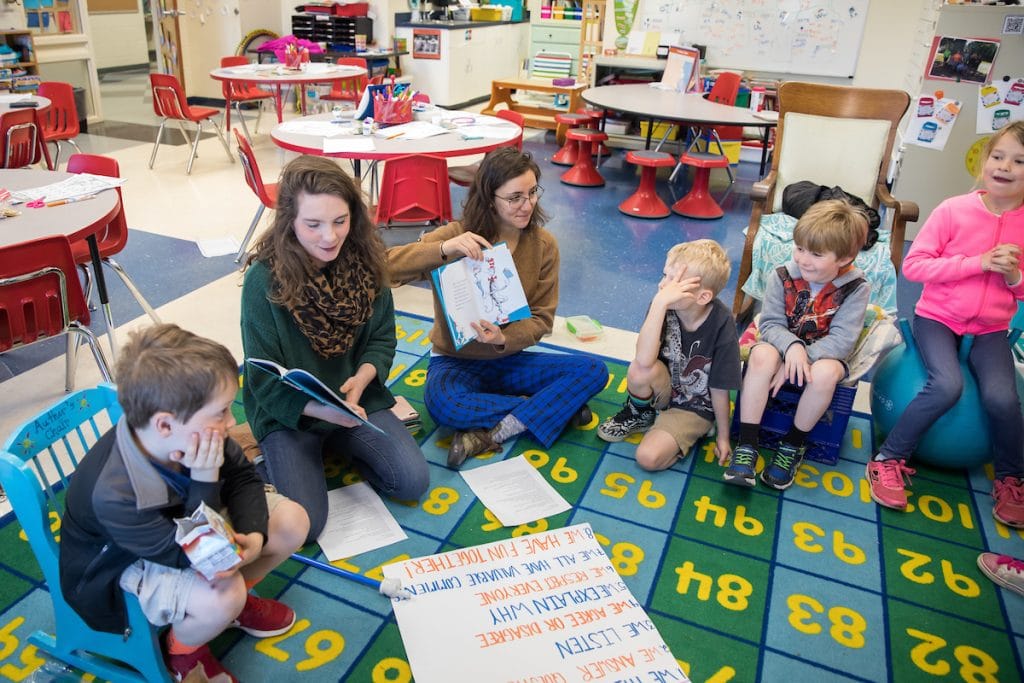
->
<box><xmin>373</xmin><ymin>95</ymin><xmax>413</xmax><ymax>126</ymax></box>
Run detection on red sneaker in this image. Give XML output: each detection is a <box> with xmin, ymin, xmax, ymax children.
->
<box><xmin>232</xmin><ymin>593</ymin><xmax>296</xmax><ymax>638</ymax></box>
<box><xmin>866</xmin><ymin>458</ymin><xmax>915</xmax><ymax>510</ymax></box>
<box><xmin>165</xmin><ymin>643</ymin><xmax>238</xmax><ymax>682</ymax></box>
<box><xmin>992</xmin><ymin>476</ymin><xmax>1024</xmax><ymax>528</ymax></box>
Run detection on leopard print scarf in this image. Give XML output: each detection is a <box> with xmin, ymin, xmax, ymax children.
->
<box><xmin>287</xmin><ymin>249</ymin><xmax>376</xmax><ymax>358</ymax></box>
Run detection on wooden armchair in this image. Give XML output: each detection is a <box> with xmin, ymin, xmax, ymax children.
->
<box><xmin>733</xmin><ymin>81</ymin><xmax>920</xmax><ymax>317</ymax></box>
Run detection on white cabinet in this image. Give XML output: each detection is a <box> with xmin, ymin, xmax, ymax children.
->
<box><xmin>529</xmin><ymin>19</ymin><xmax>579</xmax><ymax>76</ymax></box>
<box><xmin>395</xmin><ymin>22</ymin><xmax>528</xmax><ymax>108</ymax></box>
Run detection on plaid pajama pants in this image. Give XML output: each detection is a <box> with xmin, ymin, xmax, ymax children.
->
<box><xmin>425</xmin><ymin>350</ymin><xmax>609</xmax><ymax>447</ymax></box>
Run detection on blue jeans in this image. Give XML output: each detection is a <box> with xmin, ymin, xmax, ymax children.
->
<box><xmin>425</xmin><ymin>351</ymin><xmax>608</xmax><ymax>447</ymax></box>
<box><xmin>258</xmin><ymin>408</ymin><xmax>430</xmax><ymax>542</ymax></box>
<box><xmin>880</xmin><ymin>315</ymin><xmax>1023</xmax><ymax>479</ymax></box>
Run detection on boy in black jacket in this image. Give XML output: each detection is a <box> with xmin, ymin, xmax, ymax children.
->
<box><xmin>60</xmin><ymin>324</ymin><xmax>309</xmax><ymax>682</ymax></box>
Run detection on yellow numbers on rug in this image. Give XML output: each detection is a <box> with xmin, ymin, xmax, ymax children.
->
<box><xmin>896</xmin><ymin>549</ymin><xmax>980</xmax><ymax>598</ymax></box>
<box><xmin>906</xmin><ymin>628</ymin><xmax>999</xmax><ymax>682</ymax></box>
<box><xmin>786</xmin><ymin>594</ymin><xmax>866</xmax><ymax>648</ymax></box>
<box><xmin>673</xmin><ymin>562</ymin><xmax>752</xmax><ymax>611</ymax></box>
<box><xmin>792</xmin><ymin>522</ymin><xmax>866</xmax><ymax>565</ymax></box>
<box><xmin>372</xmin><ymin>656</ymin><xmax>413</xmax><ymax>682</ymax></box>
<box><xmin>594</xmin><ymin>533</ymin><xmax>644</xmax><ymax>576</ymax></box>
<box><xmin>600</xmin><ymin>473</ymin><xmax>666</xmax><ymax>509</ymax></box>
<box><xmin>255</xmin><ymin>617</ymin><xmax>345</xmax><ymax>671</ymax></box>
<box><xmin>522</xmin><ymin>448</ymin><xmax>578</xmax><ymax>484</ymax></box>
<box><xmin>0</xmin><ymin>617</ymin><xmax>45</xmax><ymax>682</ymax></box>
<box><xmin>693</xmin><ymin>496</ymin><xmax>764</xmax><ymax>536</ymax></box>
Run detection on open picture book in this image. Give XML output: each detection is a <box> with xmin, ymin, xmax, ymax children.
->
<box><xmin>246</xmin><ymin>359</ymin><xmax>385</xmax><ymax>434</ymax></box>
<box><xmin>430</xmin><ymin>243</ymin><xmax>530</xmax><ymax>350</ymax></box>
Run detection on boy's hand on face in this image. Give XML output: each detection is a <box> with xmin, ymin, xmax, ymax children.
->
<box><xmin>171</xmin><ymin>428</ymin><xmax>224</xmax><ymax>483</ymax></box>
<box><xmin>653</xmin><ymin>275</ymin><xmax>701</xmax><ymax>309</ymax></box>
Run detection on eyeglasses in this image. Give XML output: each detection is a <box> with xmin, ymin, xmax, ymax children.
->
<box><xmin>494</xmin><ymin>185</ymin><xmax>544</xmax><ymax>209</ymax></box>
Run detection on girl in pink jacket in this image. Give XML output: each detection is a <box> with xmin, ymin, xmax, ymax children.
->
<box><xmin>866</xmin><ymin>121</ymin><xmax>1024</xmax><ymax>526</ymax></box>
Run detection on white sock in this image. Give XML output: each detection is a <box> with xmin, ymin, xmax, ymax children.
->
<box><xmin>491</xmin><ymin>415</ymin><xmax>526</xmax><ymax>443</ymax></box>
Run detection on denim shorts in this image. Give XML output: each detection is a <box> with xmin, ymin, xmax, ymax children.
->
<box><xmin>119</xmin><ymin>487</ymin><xmax>287</xmax><ymax>626</ymax></box>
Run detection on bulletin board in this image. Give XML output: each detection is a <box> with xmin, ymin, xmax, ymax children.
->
<box><xmin>85</xmin><ymin>0</ymin><xmax>138</xmax><ymax>13</ymax></box>
<box><xmin>623</xmin><ymin>0</ymin><xmax>870</xmax><ymax>78</ymax></box>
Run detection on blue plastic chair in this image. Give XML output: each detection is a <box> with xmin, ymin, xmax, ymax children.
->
<box><xmin>0</xmin><ymin>385</ymin><xmax>171</xmax><ymax>682</ymax></box>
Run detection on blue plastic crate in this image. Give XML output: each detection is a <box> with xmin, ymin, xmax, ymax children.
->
<box><xmin>731</xmin><ymin>383</ymin><xmax>856</xmax><ymax>465</ymax></box>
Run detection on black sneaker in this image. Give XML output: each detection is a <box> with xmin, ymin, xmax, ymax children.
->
<box><xmin>723</xmin><ymin>444</ymin><xmax>758</xmax><ymax>488</ymax></box>
<box><xmin>570</xmin><ymin>404</ymin><xmax>594</xmax><ymax>428</ymax></box>
<box><xmin>597</xmin><ymin>401</ymin><xmax>655</xmax><ymax>442</ymax></box>
<box><xmin>760</xmin><ymin>442</ymin><xmax>806</xmax><ymax>490</ymax></box>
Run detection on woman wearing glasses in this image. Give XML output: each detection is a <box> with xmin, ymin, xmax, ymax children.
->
<box><xmin>388</xmin><ymin>147</ymin><xmax>608</xmax><ymax>468</ymax></box>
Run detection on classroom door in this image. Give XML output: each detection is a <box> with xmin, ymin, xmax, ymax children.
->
<box><xmin>154</xmin><ymin>0</ymin><xmax>186</xmax><ymax>87</ymax></box>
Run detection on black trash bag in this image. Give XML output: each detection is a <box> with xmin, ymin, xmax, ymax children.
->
<box><xmin>781</xmin><ymin>181</ymin><xmax>880</xmax><ymax>251</ymax></box>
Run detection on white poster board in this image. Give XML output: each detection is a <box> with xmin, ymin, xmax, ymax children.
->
<box><xmin>383</xmin><ymin>523</ymin><xmax>689</xmax><ymax>683</ymax></box>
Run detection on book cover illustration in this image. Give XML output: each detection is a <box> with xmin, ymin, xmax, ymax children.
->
<box><xmin>430</xmin><ymin>243</ymin><xmax>530</xmax><ymax>350</ymax></box>
<box><xmin>246</xmin><ymin>358</ymin><xmax>385</xmax><ymax>435</ymax></box>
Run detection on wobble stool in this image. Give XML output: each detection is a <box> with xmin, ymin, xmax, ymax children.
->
<box><xmin>619</xmin><ymin>150</ymin><xmax>675</xmax><ymax>218</ymax></box>
<box><xmin>560</xmin><ymin>128</ymin><xmax>608</xmax><ymax>187</ymax></box>
<box><xmin>551</xmin><ymin>113</ymin><xmax>590</xmax><ymax>166</ymax></box>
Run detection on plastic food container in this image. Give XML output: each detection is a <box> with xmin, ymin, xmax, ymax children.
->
<box><xmin>565</xmin><ymin>315</ymin><xmax>604</xmax><ymax>342</ymax></box>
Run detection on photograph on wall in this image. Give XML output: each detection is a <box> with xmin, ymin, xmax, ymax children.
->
<box><xmin>976</xmin><ymin>76</ymin><xmax>1024</xmax><ymax>134</ymax></box>
<box><xmin>904</xmin><ymin>93</ymin><xmax>962</xmax><ymax>151</ymax></box>
<box><xmin>412</xmin><ymin>29</ymin><xmax>441</xmax><ymax>59</ymax></box>
<box><xmin>925</xmin><ymin>35</ymin><xmax>1000</xmax><ymax>84</ymax></box>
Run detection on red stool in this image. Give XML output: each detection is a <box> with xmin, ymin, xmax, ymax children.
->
<box><xmin>619</xmin><ymin>150</ymin><xmax>676</xmax><ymax>218</ymax></box>
<box><xmin>576</xmin><ymin>107</ymin><xmax>612</xmax><ymax>156</ymax></box>
<box><xmin>671</xmin><ymin>151</ymin><xmax>731</xmax><ymax>219</ymax></box>
<box><xmin>560</xmin><ymin>128</ymin><xmax>608</xmax><ymax>187</ymax></box>
<box><xmin>551</xmin><ymin>113</ymin><xmax>591</xmax><ymax>166</ymax></box>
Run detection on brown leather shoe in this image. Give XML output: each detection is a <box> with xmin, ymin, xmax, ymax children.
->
<box><xmin>448</xmin><ymin>429</ymin><xmax>501</xmax><ymax>468</ymax></box>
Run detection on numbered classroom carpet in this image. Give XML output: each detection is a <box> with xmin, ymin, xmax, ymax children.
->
<box><xmin>1</xmin><ymin>312</ymin><xmax>1022</xmax><ymax>682</ymax></box>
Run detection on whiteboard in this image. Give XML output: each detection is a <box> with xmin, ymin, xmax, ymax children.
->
<box><xmin>633</xmin><ymin>0</ymin><xmax>870</xmax><ymax>78</ymax></box>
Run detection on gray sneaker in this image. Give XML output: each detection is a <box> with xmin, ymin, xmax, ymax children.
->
<box><xmin>597</xmin><ymin>401</ymin><xmax>656</xmax><ymax>442</ymax></box>
<box><xmin>723</xmin><ymin>444</ymin><xmax>758</xmax><ymax>488</ymax></box>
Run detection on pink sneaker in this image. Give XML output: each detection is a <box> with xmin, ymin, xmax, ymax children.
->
<box><xmin>977</xmin><ymin>553</ymin><xmax>1024</xmax><ymax>597</ymax></box>
<box><xmin>866</xmin><ymin>458</ymin><xmax>915</xmax><ymax>510</ymax></box>
<box><xmin>232</xmin><ymin>594</ymin><xmax>296</xmax><ymax>638</ymax></box>
<box><xmin>992</xmin><ymin>477</ymin><xmax>1024</xmax><ymax>528</ymax></box>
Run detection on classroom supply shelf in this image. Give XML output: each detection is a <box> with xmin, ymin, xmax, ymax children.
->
<box><xmin>481</xmin><ymin>78</ymin><xmax>587</xmax><ymax>145</ymax></box>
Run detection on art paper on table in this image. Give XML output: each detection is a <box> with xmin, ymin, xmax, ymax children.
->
<box><xmin>460</xmin><ymin>455</ymin><xmax>570</xmax><ymax>526</ymax></box>
<box><xmin>382</xmin><ymin>523</ymin><xmax>689</xmax><ymax>683</ymax></box>
<box><xmin>280</xmin><ymin>119</ymin><xmax>351</xmax><ymax>137</ymax></box>
<box><xmin>451</xmin><ymin>124</ymin><xmax>515</xmax><ymax>139</ymax></box>
<box><xmin>10</xmin><ymin>174</ymin><xmax>124</xmax><ymax>204</ymax></box>
<box><xmin>323</xmin><ymin>136</ymin><xmax>376</xmax><ymax>153</ymax></box>
<box><xmin>375</xmin><ymin>121</ymin><xmax>448</xmax><ymax>141</ymax></box>
<box><xmin>976</xmin><ymin>76</ymin><xmax>1024</xmax><ymax>135</ymax></box>
<box><xmin>904</xmin><ymin>95</ymin><xmax>961</xmax><ymax>151</ymax></box>
<box><xmin>196</xmin><ymin>236</ymin><xmax>240</xmax><ymax>258</ymax></box>
<box><xmin>430</xmin><ymin>243</ymin><xmax>529</xmax><ymax>350</ymax></box>
<box><xmin>317</xmin><ymin>483</ymin><xmax>407</xmax><ymax>561</ymax></box>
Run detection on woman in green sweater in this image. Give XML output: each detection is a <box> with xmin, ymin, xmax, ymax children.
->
<box><xmin>241</xmin><ymin>155</ymin><xmax>428</xmax><ymax>543</ymax></box>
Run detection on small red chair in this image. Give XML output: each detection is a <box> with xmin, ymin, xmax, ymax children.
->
<box><xmin>233</xmin><ymin>128</ymin><xmax>278</xmax><ymax>262</ymax></box>
<box><xmin>0</xmin><ymin>108</ymin><xmax>53</xmax><ymax>170</ymax></box>
<box><xmin>671</xmin><ymin>151</ymin><xmax>732</xmax><ymax>219</ymax></box>
<box><xmin>576</xmin><ymin>107</ymin><xmax>611</xmax><ymax>156</ymax></box>
<box><xmin>220</xmin><ymin>56</ymin><xmax>275</xmax><ymax>142</ymax></box>
<box><xmin>560</xmin><ymin>128</ymin><xmax>607</xmax><ymax>187</ymax></box>
<box><xmin>550</xmin><ymin>112</ymin><xmax>590</xmax><ymax>166</ymax></box>
<box><xmin>619</xmin><ymin>150</ymin><xmax>676</xmax><ymax>218</ymax></box>
<box><xmin>37</xmin><ymin>81</ymin><xmax>81</xmax><ymax>168</ymax></box>
<box><xmin>0</xmin><ymin>235</ymin><xmax>113</xmax><ymax>391</ymax></box>
<box><xmin>673</xmin><ymin>72</ymin><xmax>742</xmax><ymax>184</ymax></box>
<box><xmin>448</xmin><ymin>109</ymin><xmax>525</xmax><ymax>187</ymax></box>
<box><xmin>321</xmin><ymin>57</ymin><xmax>370</xmax><ymax>105</ymax></box>
<box><xmin>66</xmin><ymin>153</ymin><xmax>161</xmax><ymax>324</ymax></box>
<box><xmin>375</xmin><ymin>154</ymin><xmax>452</xmax><ymax>228</ymax></box>
<box><xmin>148</xmin><ymin>72</ymin><xmax>234</xmax><ymax>174</ymax></box>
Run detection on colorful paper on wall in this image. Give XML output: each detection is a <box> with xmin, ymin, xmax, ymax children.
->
<box><xmin>975</xmin><ymin>77</ymin><xmax>1024</xmax><ymax>134</ymax></box>
<box><xmin>383</xmin><ymin>523</ymin><xmax>689</xmax><ymax>683</ymax></box>
<box><xmin>904</xmin><ymin>95</ymin><xmax>962</xmax><ymax>151</ymax></box>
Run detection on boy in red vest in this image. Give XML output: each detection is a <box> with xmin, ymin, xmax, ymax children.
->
<box><xmin>726</xmin><ymin>200</ymin><xmax>870</xmax><ymax>490</ymax></box>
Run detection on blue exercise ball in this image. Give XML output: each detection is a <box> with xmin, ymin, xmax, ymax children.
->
<box><xmin>869</xmin><ymin>318</ymin><xmax>1023</xmax><ymax>470</ymax></box>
